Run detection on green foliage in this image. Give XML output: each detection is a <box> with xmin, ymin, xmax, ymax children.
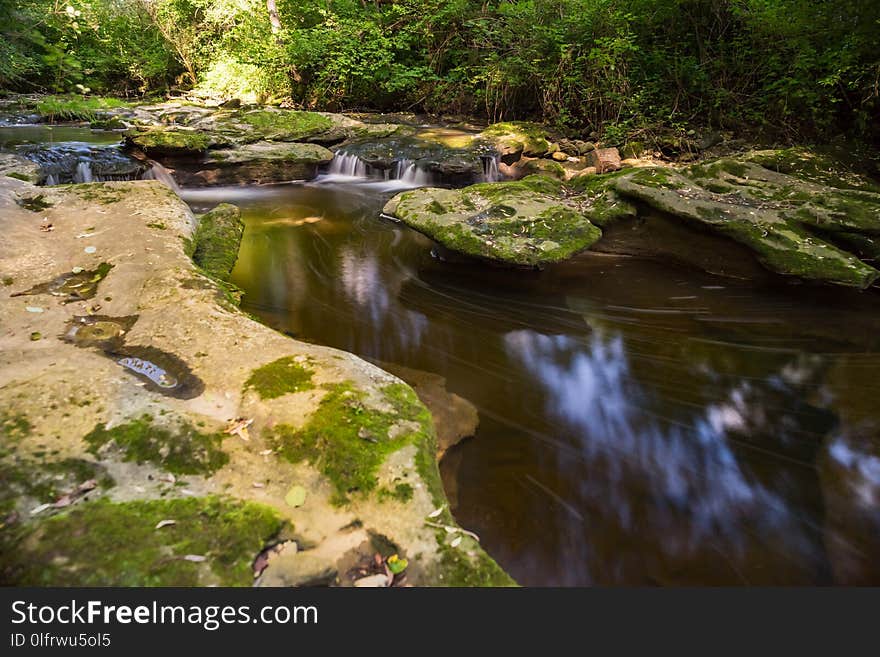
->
<box><xmin>2</xmin><ymin>1</ymin><xmax>879</xmax><ymax>144</ymax></box>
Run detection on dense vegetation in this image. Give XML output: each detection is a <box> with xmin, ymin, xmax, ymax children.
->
<box><xmin>2</xmin><ymin>1</ymin><xmax>879</xmax><ymax>144</ymax></box>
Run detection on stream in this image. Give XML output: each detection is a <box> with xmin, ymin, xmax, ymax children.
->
<box><xmin>6</xmin><ymin>125</ymin><xmax>880</xmax><ymax>585</ymax></box>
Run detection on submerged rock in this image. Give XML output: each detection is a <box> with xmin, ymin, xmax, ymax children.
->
<box><xmin>383</xmin><ymin>175</ymin><xmax>634</xmax><ymax>266</ymax></box>
<box><xmin>183</xmin><ymin>142</ymin><xmax>333</xmax><ymax>185</ymax></box>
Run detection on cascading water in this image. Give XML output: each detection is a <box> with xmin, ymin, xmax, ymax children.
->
<box><xmin>143</xmin><ymin>160</ymin><xmax>182</xmax><ymax>194</ymax></box>
<box><xmin>481</xmin><ymin>153</ymin><xmax>502</xmax><ymax>182</ymax></box>
<box><xmin>15</xmin><ymin>142</ymin><xmax>148</xmax><ymax>186</ymax></box>
<box><xmin>317</xmin><ymin>150</ymin><xmax>434</xmax><ymax>189</ymax></box>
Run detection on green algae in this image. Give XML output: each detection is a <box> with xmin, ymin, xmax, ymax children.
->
<box><xmin>239</xmin><ymin>110</ymin><xmax>333</xmax><ymax>141</ymax></box>
<box><xmin>83</xmin><ymin>414</ymin><xmax>228</xmax><ymax>475</ymax></box>
<box><xmin>0</xmin><ymin>457</ymin><xmax>114</xmax><ymax>516</ymax></box>
<box><xmin>15</xmin><ymin>194</ymin><xmax>52</xmax><ymax>212</ymax></box>
<box><xmin>269</xmin><ymin>382</ymin><xmax>434</xmax><ymax>505</ymax></box>
<box><xmin>245</xmin><ymin>356</ymin><xmax>315</xmax><ymax>399</ymax></box>
<box><xmin>190</xmin><ymin>203</ymin><xmax>244</xmax><ymax>282</ymax></box>
<box><xmin>125</xmin><ymin>128</ymin><xmax>213</xmax><ymax>155</ymax></box>
<box><xmin>0</xmin><ymin>496</ymin><xmax>284</xmax><ymax>586</ymax></box>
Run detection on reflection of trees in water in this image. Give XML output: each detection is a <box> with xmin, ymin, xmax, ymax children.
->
<box><xmin>504</xmin><ymin>329</ymin><xmax>840</xmax><ymax>584</ymax></box>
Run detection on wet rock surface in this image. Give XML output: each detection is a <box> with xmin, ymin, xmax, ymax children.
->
<box><xmin>385</xmin><ymin>149</ymin><xmax>880</xmax><ymax>287</ymax></box>
<box><xmin>0</xmin><ymin>171</ymin><xmax>512</xmax><ymax>587</ymax></box>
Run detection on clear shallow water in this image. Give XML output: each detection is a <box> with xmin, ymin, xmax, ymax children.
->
<box><xmin>184</xmin><ymin>180</ymin><xmax>880</xmax><ymax>586</ymax></box>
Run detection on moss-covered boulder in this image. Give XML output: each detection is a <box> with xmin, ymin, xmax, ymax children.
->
<box><xmin>0</xmin><ymin>153</ymin><xmax>41</xmax><ymax>184</ymax></box>
<box><xmin>189</xmin><ymin>202</ymin><xmax>244</xmax><ymax>281</ymax></box>
<box><xmin>612</xmin><ymin>156</ymin><xmax>880</xmax><ymax>288</ymax></box>
<box><xmin>177</xmin><ymin>141</ymin><xmax>333</xmax><ymax>186</ymax></box>
<box><xmin>383</xmin><ymin>175</ymin><xmax>634</xmax><ymax>266</ymax></box>
<box><xmin>479</xmin><ymin>121</ymin><xmax>555</xmax><ymax>161</ymax></box>
<box><xmin>125</xmin><ymin>127</ymin><xmax>220</xmax><ymax>156</ymax></box>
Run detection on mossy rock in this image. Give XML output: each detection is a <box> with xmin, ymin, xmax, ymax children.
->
<box><xmin>125</xmin><ymin>127</ymin><xmax>218</xmax><ymax>156</ymax></box>
<box><xmin>190</xmin><ymin>203</ymin><xmax>244</xmax><ymax>281</ymax></box>
<box><xmin>245</xmin><ymin>356</ymin><xmax>315</xmax><ymax>399</ymax></box>
<box><xmin>480</xmin><ymin>121</ymin><xmax>554</xmax><ymax>159</ymax></box>
<box><xmin>1</xmin><ymin>496</ymin><xmax>284</xmax><ymax>585</ymax></box>
<box><xmin>270</xmin><ymin>382</ymin><xmax>436</xmax><ymax>505</ymax></box>
<box><xmin>612</xmin><ymin>156</ymin><xmax>880</xmax><ymax>288</ymax></box>
<box><xmin>83</xmin><ymin>414</ymin><xmax>229</xmax><ymax>476</ymax></box>
<box><xmin>237</xmin><ymin>109</ymin><xmax>334</xmax><ymax>142</ymax></box>
<box><xmin>383</xmin><ymin>175</ymin><xmax>630</xmax><ymax>266</ymax></box>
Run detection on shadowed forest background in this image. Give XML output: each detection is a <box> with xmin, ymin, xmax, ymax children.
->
<box><xmin>1</xmin><ymin>0</ymin><xmax>879</xmax><ymax>146</ymax></box>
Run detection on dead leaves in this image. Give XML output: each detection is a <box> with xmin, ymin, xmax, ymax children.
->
<box><xmin>31</xmin><ymin>479</ymin><xmax>97</xmax><ymax>515</ymax></box>
<box><xmin>284</xmin><ymin>485</ymin><xmax>307</xmax><ymax>508</ymax></box>
<box><xmin>224</xmin><ymin>417</ymin><xmax>254</xmax><ymax>441</ymax></box>
<box><xmin>350</xmin><ymin>552</ymin><xmax>409</xmax><ymax>587</ymax></box>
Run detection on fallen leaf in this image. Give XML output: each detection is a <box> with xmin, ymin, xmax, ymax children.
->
<box><xmin>252</xmin><ymin>482</ymin><xmax>265</xmax><ymax>489</ymax></box>
<box><xmin>30</xmin><ymin>503</ymin><xmax>52</xmax><ymax>516</ymax></box>
<box><xmin>387</xmin><ymin>554</ymin><xmax>408</xmax><ymax>575</ymax></box>
<box><xmin>259</xmin><ymin>449</ymin><xmax>273</xmax><ymax>456</ymax></box>
<box><xmin>50</xmin><ymin>479</ymin><xmax>97</xmax><ymax>509</ymax></box>
<box><xmin>353</xmin><ymin>574</ymin><xmax>389</xmax><ymax>588</ymax></box>
<box><xmin>155</xmin><ymin>519</ymin><xmax>176</xmax><ymax>530</ymax></box>
<box><xmin>159</xmin><ymin>473</ymin><xmax>176</xmax><ymax>484</ymax></box>
<box><xmin>71</xmin><ymin>266</ymin><xmax>84</xmax><ymax>274</ymax></box>
<box><xmin>284</xmin><ymin>485</ymin><xmax>307</xmax><ymax>508</ymax></box>
<box><xmin>427</xmin><ymin>505</ymin><xmax>445</xmax><ymax>518</ymax></box>
<box><xmin>183</xmin><ymin>554</ymin><xmax>207</xmax><ymax>562</ymax></box>
<box><xmin>444</xmin><ymin>525</ymin><xmax>459</xmax><ymax>534</ymax></box>
<box><xmin>25</xmin><ymin>306</ymin><xmax>44</xmax><ymax>313</ymax></box>
<box><xmin>450</xmin><ymin>536</ymin><xmax>462</xmax><ymax>548</ymax></box>
<box><xmin>84</xmin><ymin>246</ymin><xmax>97</xmax><ymax>254</ymax></box>
<box><xmin>40</xmin><ymin>224</ymin><xmax>54</xmax><ymax>232</ymax></box>
<box><xmin>224</xmin><ymin>417</ymin><xmax>253</xmax><ymax>442</ymax></box>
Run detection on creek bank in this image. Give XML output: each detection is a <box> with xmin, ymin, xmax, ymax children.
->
<box><xmin>383</xmin><ymin>148</ymin><xmax>880</xmax><ymax>288</ymax></box>
<box><xmin>0</xmin><ymin>168</ymin><xmax>513</xmax><ymax>586</ymax></box>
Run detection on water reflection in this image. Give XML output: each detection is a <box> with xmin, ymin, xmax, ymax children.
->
<box><xmin>188</xmin><ymin>180</ymin><xmax>880</xmax><ymax>586</ymax></box>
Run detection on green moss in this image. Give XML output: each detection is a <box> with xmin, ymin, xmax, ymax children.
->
<box><xmin>6</xmin><ymin>172</ymin><xmax>31</xmax><ymax>182</ymax></box>
<box><xmin>0</xmin><ymin>456</ymin><xmax>114</xmax><ymax>516</ymax></box>
<box><xmin>190</xmin><ymin>203</ymin><xmax>244</xmax><ymax>281</ymax></box>
<box><xmin>430</xmin><ymin>536</ymin><xmax>517</xmax><ymax>587</ymax></box>
<box><xmin>746</xmin><ymin>147</ymin><xmax>880</xmax><ymax>193</ymax></box>
<box><xmin>378</xmin><ymin>482</ymin><xmax>414</xmax><ymax>503</ymax></box>
<box><xmin>481</xmin><ymin>121</ymin><xmax>553</xmax><ymax>156</ymax></box>
<box><xmin>0</xmin><ymin>412</ymin><xmax>31</xmax><ymax>445</ymax></box>
<box><xmin>245</xmin><ymin>356</ymin><xmax>315</xmax><ymax>399</ymax></box>
<box><xmin>126</xmin><ymin>128</ymin><xmax>213</xmax><ymax>154</ymax></box>
<box><xmin>1</xmin><ymin>496</ymin><xmax>284</xmax><ymax>586</ymax></box>
<box><xmin>83</xmin><ymin>414</ymin><xmax>228</xmax><ymax>476</ymax></box>
<box><xmin>2</xmin><ymin>277</ymin><xmax>13</xmax><ymax>286</ymax></box>
<box><xmin>146</xmin><ymin>221</ymin><xmax>167</xmax><ymax>230</ymax></box>
<box><xmin>35</xmin><ymin>95</ymin><xmax>130</xmax><ymax>123</ymax></box>
<box><xmin>239</xmin><ymin>110</ymin><xmax>333</xmax><ymax>141</ymax></box>
<box><xmin>67</xmin><ymin>183</ymin><xmax>124</xmax><ymax>204</ymax></box>
<box><xmin>270</xmin><ymin>382</ymin><xmax>434</xmax><ymax>505</ymax></box>
<box><xmin>15</xmin><ymin>194</ymin><xmax>52</xmax><ymax>212</ymax></box>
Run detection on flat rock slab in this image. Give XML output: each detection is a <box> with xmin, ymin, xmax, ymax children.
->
<box><xmin>0</xmin><ymin>173</ymin><xmax>512</xmax><ymax>587</ymax></box>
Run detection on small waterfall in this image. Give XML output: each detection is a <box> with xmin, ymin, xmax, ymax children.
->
<box><xmin>144</xmin><ymin>160</ymin><xmax>182</xmax><ymax>194</ymax></box>
<box><xmin>394</xmin><ymin>158</ymin><xmax>430</xmax><ymax>186</ymax></box>
<box><xmin>481</xmin><ymin>154</ymin><xmax>502</xmax><ymax>182</ymax></box>
<box><xmin>73</xmin><ymin>161</ymin><xmax>94</xmax><ymax>184</ymax></box>
<box><xmin>17</xmin><ymin>142</ymin><xmax>148</xmax><ymax>186</ymax></box>
<box><xmin>325</xmin><ymin>152</ymin><xmax>368</xmax><ymax>179</ymax></box>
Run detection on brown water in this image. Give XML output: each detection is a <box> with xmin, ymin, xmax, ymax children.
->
<box><xmin>181</xmin><ymin>178</ymin><xmax>880</xmax><ymax>586</ymax></box>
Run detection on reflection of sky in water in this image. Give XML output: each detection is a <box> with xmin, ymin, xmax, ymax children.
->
<box><xmin>828</xmin><ymin>439</ymin><xmax>880</xmax><ymax>507</ymax></box>
<box><xmin>504</xmin><ymin>329</ymin><xmax>818</xmax><ymax>567</ymax></box>
<box><xmin>338</xmin><ymin>245</ymin><xmax>428</xmax><ymax>355</ymax></box>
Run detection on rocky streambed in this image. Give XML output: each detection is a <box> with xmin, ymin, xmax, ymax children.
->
<box><xmin>0</xmin><ymin>166</ymin><xmax>511</xmax><ymax>586</ymax></box>
<box><xmin>2</xmin><ymin>95</ymin><xmax>880</xmax><ymax>586</ymax></box>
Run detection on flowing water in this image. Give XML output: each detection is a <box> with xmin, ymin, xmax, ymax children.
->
<box><xmin>184</xmin><ymin>177</ymin><xmax>880</xmax><ymax>586</ymax></box>
<box><xmin>6</xmin><ymin>122</ymin><xmax>879</xmax><ymax>585</ymax></box>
